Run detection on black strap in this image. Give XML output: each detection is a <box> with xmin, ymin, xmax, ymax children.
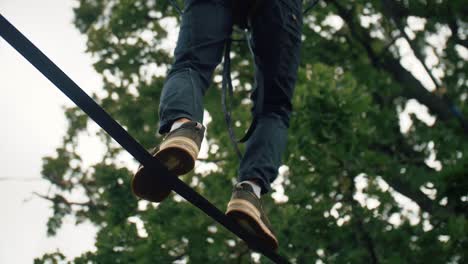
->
<box><xmin>222</xmin><ymin>37</ymin><xmax>244</xmax><ymax>159</ymax></box>
<box><xmin>0</xmin><ymin>14</ymin><xmax>291</xmax><ymax>264</ymax></box>
<box><xmin>221</xmin><ymin>28</ymin><xmax>264</xmax><ymax>159</ymax></box>
<box><xmin>238</xmin><ymin>29</ymin><xmax>264</xmax><ymax>144</ymax></box>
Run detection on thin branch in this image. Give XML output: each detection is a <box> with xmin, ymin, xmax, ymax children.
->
<box><xmin>33</xmin><ymin>192</ymin><xmax>92</xmax><ymax>206</ymax></box>
<box><xmin>0</xmin><ymin>177</ymin><xmax>43</xmax><ymax>182</ymax></box>
<box><xmin>380</xmin><ymin>0</ymin><xmax>468</xmax><ymax>134</ymax></box>
<box><xmin>330</xmin><ymin>0</ymin><xmax>380</xmax><ymax>66</ymax></box>
<box><xmin>382</xmin><ymin>0</ymin><xmax>442</xmax><ymax>90</ymax></box>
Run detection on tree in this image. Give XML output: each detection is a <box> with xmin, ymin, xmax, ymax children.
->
<box><xmin>35</xmin><ymin>0</ymin><xmax>467</xmax><ymax>263</ymax></box>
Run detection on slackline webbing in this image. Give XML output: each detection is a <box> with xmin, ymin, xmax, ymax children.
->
<box><xmin>0</xmin><ymin>14</ymin><xmax>291</xmax><ymax>264</ymax></box>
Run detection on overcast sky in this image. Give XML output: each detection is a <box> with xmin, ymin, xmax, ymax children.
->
<box><xmin>0</xmin><ymin>1</ymin><xmax>101</xmax><ymax>263</ymax></box>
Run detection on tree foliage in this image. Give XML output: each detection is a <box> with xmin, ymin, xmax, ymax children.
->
<box><xmin>36</xmin><ymin>0</ymin><xmax>467</xmax><ymax>263</ymax></box>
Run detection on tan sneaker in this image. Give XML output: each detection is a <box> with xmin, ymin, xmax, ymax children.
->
<box><xmin>132</xmin><ymin>121</ymin><xmax>205</xmax><ymax>202</ymax></box>
<box><xmin>226</xmin><ymin>183</ymin><xmax>279</xmax><ymax>251</ymax></box>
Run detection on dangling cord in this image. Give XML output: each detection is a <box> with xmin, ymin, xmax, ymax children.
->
<box><xmin>237</xmin><ymin>29</ymin><xmax>260</xmax><ymax>143</ymax></box>
<box><xmin>222</xmin><ymin>37</ymin><xmax>243</xmax><ymax>160</ymax></box>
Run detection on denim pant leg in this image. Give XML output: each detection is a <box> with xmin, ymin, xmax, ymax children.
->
<box><xmin>159</xmin><ymin>0</ymin><xmax>233</xmax><ymax>134</ymax></box>
<box><xmin>238</xmin><ymin>0</ymin><xmax>302</xmax><ymax>194</ymax></box>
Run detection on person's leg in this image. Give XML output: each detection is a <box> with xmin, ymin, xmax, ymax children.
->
<box><xmin>238</xmin><ymin>0</ymin><xmax>303</xmax><ymax>194</ymax></box>
<box><xmin>133</xmin><ymin>0</ymin><xmax>233</xmax><ymax>203</ymax></box>
<box><xmin>158</xmin><ymin>0</ymin><xmax>233</xmax><ymax>134</ymax></box>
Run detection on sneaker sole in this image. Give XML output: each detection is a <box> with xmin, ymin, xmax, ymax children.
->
<box><xmin>132</xmin><ymin>166</ymin><xmax>172</xmax><ymax>202</ymax></box>
<box><xmin>132</xmin><ymin>136</ymin><xmax>199</xmax><ymax>202</ymax></box>
<box><xmin>226</xmin><ymin>199</ymin><xmax>279</xmax><ymax>251</ymax></box>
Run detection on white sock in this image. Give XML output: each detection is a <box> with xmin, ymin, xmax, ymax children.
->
<box><xmin>239</xmin><ymin>180</ymin><xmax>262</xmax><ymax>198</ymax></box>
<box><xmin>170</xmin><ymin>120</ymin><xmax>186</xmax><ymax>132</ymax></box>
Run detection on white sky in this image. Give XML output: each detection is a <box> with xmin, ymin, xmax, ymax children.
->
<box><xmin>0</xmin><ymin>1</ymin><xmax>100</xmax><ymax>263</ymax></box>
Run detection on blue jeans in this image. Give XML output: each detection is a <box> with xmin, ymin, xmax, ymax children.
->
<box><xmin>158</xmin><ymin>0</ymin><xmax>302</xmax><ymax>194</ymax></box>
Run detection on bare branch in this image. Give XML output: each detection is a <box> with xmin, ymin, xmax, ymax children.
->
<box><xmin>33</xmin><ymin>192</ymin><xmax>92</xmax><ymax>206</ymax></box>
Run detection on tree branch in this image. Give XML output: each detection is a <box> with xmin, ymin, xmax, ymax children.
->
<box><xmin>33</xmin><ymin>192</ymin><xmax>92</xmax><ymax>207</ymax></box>
<box><xmin>329</xmin><ymin>0</ymin><xmax>468</xmax><ymax>134</ymax></box>
<box><xmin>381</xmin><ymin>0</ymin><xmax>468</xmax><ymax>134</ymax></box>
